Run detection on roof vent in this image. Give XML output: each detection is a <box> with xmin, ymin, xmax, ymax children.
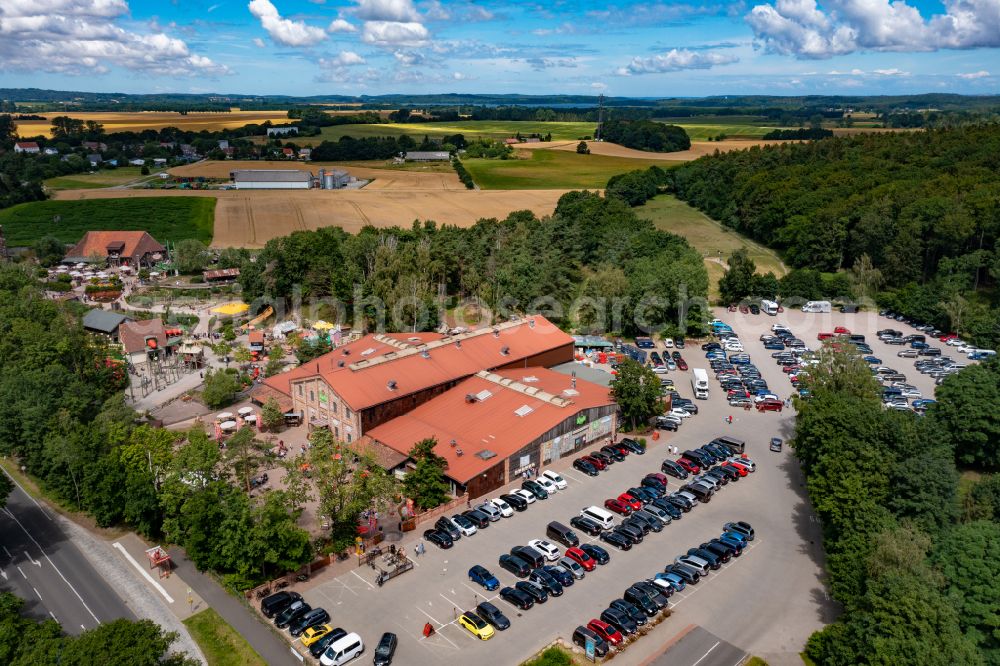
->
<box><xmin>450</xmin><ymin>439</ymin><xmax>457</xmax><ymax>447</ymax></box>
<box><xmin>514</xmin><ymin>405</ymin><xmax>534</xmax><ymax>417</ymax></box>
<box><xmin>563</xmin><ymin>389</ymin><xmax>579</xmax><ymax>396</ymax></box>
<box><xmin>456</xmin><ymin>448</ymin><xmax>464</xmax><ymax>456</ymax></box>
<box><xmin>475</xmin><ymin>450</ymin><xmax>497</xmax><ymax>460</ymax></box>
<box><xmin>455</xmin><ymin>340</ymin><xmax>461</xmax><ymax>349</ymax></box>
<box><xmin>529</xmin><ymin>319</ymin><xmax>535</xmax><ymax>328</ymax></box>
<box><xmin>421</xmin><ymin>350</ymin><xmax>430</xmax><ymax>359</ymax></box>
<box><xmin>522</xmin><ymin>376</ymin><xmax>538</xmax><ymax>383</ymax></box>
<box><xmin>387</xmin><ymin>380</ymin><xmax>397</xmax><ymax>391</ymax></box>
<box><xmin>475</xmin><ymin>389</ymin><xmax>493</xmax><ymax>401</ymax></box>
<box><xmin>500</xmin><ymin>346</ymin><xmax>510</xmax><ymax>356</ymax></box>
<box><xmin>465</xmin><ymin>393</ymin><xmax>478</xmax><ymax>403</ymax></box>
<box><xmin>342</xmin><ymin>349</ymin><xmax>350</xmax><ymax>356</ymax></box>
<box><xmin>492</xmin><ymin>328</ymin><xmax>500</xmax><ymax>338</ymax></box>
<box><xmin>337</xmin><ymin>360</ymin><xmax>345</xmax><ymax>367</ymax></box>
<box><xmin>361</xmin><ymin>347</ymin><xmax>376</xmax><ymax>356</ymax></box>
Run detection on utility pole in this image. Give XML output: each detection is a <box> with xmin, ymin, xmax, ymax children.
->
<box><xmin>595</xmin><ymin>93</ymin><xmax>605</xmax><ymax>142</ymax></box>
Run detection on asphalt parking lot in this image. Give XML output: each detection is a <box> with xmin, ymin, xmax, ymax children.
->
<box><xmin>274</xmin><ymin>307</ymin><xmax>941</xmax><ymax>666</ymax></box>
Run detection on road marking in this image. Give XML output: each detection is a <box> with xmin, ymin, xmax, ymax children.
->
<box><xmin>25</xmin><ymin>551</ymin><xmax>41</xmax><ymax>567</ymax></box>
<box><xmin>2</xmin><ymin>546</ymin><xmax>11</xmax><ymax>558</ymax></box>
<box><xmin>349</xmin><ymin>569</ymin><xmax>376</xmax><ymax>590</ymax></box>
<box><xmin>33</xmin><ymin>586</ymin><xmax>42</xmax><ymax>600</ymax></box>
<box><xmin>48</xmin><ymin>611</ymin><xmax>57</xmax><ymax>622</ymax></box>
<box><xmin>1</xmin><ymin>469</ymin><xmax>52</xmax><ymax>522</ymax></box>
<box><xmin>561</xmin><ymin>471</ymin><xmax>586</xmax><ymax>483</ymax></box>
<box><xmin>691</xmin><ymin>640</ymin><xmax>721</xmax><ymax>666</ymax></box>
<box><xmin>416</xmin><ymin>605</ymin><xmax>443</xmax><ymax>626</ymax></box>
<box><xmin>3</xmin><ymin>508</ymin><xmax>101</xmax><ymax>623</ymax></box>
<box><xmin>459</xmin><ymin>581</ymin><xmax>482</xmax><ymax>597</ymax></box>
<box><xmin>112</xmin><ymin>542</ymin><xmax>174</xmax><ymax>604</ymax></box>
<box><xmin>439</xmin><ymin>592</ymin><xmax>462</xmax><ymax>609</ymax></box>
<box><xmin>16</xmin><ymin>565</ymin><xmax>26</xmax><ymax>579</ymax></box>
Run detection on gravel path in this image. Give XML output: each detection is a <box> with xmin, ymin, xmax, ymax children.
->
<box><xmin>55</xmin><ymin>517</ymin><xmax>207</xmax><ymax>665</ymax></box>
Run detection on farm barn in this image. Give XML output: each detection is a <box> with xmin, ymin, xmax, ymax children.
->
<box><xmin>232</xmin><ymin>170</ymin><xmax>313</xmax><ymax>190</ymax></box>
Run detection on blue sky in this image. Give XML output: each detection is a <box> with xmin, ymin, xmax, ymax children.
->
<box><xmin>0</xmin><ymin>0</ymin><xmax>997</xmax><ymax>96</ymax></box>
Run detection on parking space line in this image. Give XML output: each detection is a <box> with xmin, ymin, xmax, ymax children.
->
<box><xmin>561</xmin><ymin>471</ymin><xmax>586</xmax><ymax>484</ymax></box>
<box><xmin>416</xmin><ymin>605</ymin><xmax>444</xmax><ymax>626</ymax></box>
<box><xmin>692</xmin><ymin>641</ymin><xmax>721</xmax><ymax>666</ymax></box>
<box><xmin>460</xmin><ymin>581</ymin><xmax>483</xmax><ymax>597</ymax></box>
<box><xmin>350</xmin><ymin>569</ymin><xmax>376</xmax><ymax>590</ymax></box>
<box><xmin>439</xmin><ymin>591</ymin><xmax>463</xmax><ymax>610</ymax></box>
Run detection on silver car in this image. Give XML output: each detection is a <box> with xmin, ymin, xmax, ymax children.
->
<box><xmin>475</xmin><ymin>502</ymin><xmax>502</xmax><ymax>521</ymax></box>
<box><xmin>675</xmin><ymin>554</ymin><xmax>710</xmax><ymax>575</ymax></box>
<box><xmin>558</xmin><ymin>556</ymin><xmax>586</xmax><ymax>579</ymax></box>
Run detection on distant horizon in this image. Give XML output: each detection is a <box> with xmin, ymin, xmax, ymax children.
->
<box><xmin>0</xmin><ymin>1</ymin><xmax>997</xmax><ymax>97</ymax></box>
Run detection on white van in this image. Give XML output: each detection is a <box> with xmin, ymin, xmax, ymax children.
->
<box><xmin>802</xmin><ymin>300</ymin><xmax>831</xmax><ymax>313</ymax></box>
<box><xmin>320</xmin><ymin>632</ymin><xmax>364</xmax><ymax>666</ymax></box>
<box><xmin>580</xmin><ymin>505</ymin><xmax>615</xmax><ymax>530</ymax></box>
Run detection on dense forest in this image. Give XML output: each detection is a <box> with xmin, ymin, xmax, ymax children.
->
<box><xmin>672</xmin><ymin>125</ymin><xmax>1000</xmax><ymax>345</ymax></box>
<box><xmin>235</xmin><ymin>191</ymin><xmax>708</xmax><ymax>337</ymax></box>
<box><xmin>793</xmin><ymin>352</ymin><xmax>1000</xmax><ymax>665</ymax></box>
<box><xmin>599</xmin><ymin>119</ymin><xmax>691</xmax><ymax>152</ymax></box>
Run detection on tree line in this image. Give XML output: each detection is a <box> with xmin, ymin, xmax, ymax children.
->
<box><xmin>793</xmin><ymin>351</ymin><xmax>1000</xmax><ymax>665</ymax></box>
<box><xmin>308</xmin><ymin>133</ymin><xmax>466</xmax><ymax>161</ymax></box>
<box><xmin>235</xmin><ymin>190</ymin><xmax>709</xmax><ymax>337</ymax></box>
<box><xmin>599</xmin><ymin>120</ymin><xmax>691</xmax><ymax>153</ymax></box>
<box><xmin>671</xmin><ymin>125</ymin><xmax>1000</xmax><ymax>346</ymax></box>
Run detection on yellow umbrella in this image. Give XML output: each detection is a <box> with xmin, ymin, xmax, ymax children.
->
<box><xmin>211</xmin><ymin>302</ymin><xmax>250</xmax><ymax>316</ymax></box>
<box><xmin>312</xmin><ymin>320</ymin><xmax>335</xmax><ymax>331</ymax></box>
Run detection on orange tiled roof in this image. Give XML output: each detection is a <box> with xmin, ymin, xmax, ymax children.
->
<box><xmin>66</xmin><ymin>231</ymin><xmax>165</xmax><ymax>261</ymax></box>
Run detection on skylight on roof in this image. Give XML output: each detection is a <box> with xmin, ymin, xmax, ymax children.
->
<box><xmin>361</xmin><ymin>348</ymin><xmax>376</xmax><ymax>356</ymax></box>
<box><xmin>522</xmin><ymin>376</ymin><xmax>539</xmax><ymax>383</ymax></box>
<box><xmin>514</xmin><ymin>405</ymin><xmax>534</xmax><ymax>417</ymax></box>
<box><xmin>475</xmin><ymin>390</ymin><xmax>493</xmax><ymax>401</ymax></box>
<box><xmin>563</xmin><ymin>389</ymin><xmax>579</xmax><ymax>396</ymax></box>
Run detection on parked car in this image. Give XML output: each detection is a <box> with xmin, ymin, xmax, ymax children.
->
<box><xmin>498</xmin><ymin>554</ymin><xmax>531</xmax><ymax>578</ymax></box>
<box><xmin>476</xmin><ymin>601</ymin><xmax>510</xmax><ymax>631</ymax></box>
<box><xmin>573</xmin><ymin>458</ymin><xmax>599</xmax><ymax>476</ymax></box>
<box><xmin>468</xmin><ymin>565</ymin><xmax>500</xmax><ymax>591</ymax></box>
<box><xmin>434</xmin><ymin>516</ymin><xmax>462</xmax><ymax>541</ymax></box>
<box><xmin>500</xmin><ymin>493</ymin><xmax>529</xmax><ymax>511</ymax></box>
<box><xmin>273</xmin><ymin>600</ymin><xmax>309</xmax><ymax>629</ymax></box>
<box><xmin>310</xmin><ymin>628</ymin><xmax>348</xmax><ymax>660</ymax></box>
<box><xmin>564</xmin><ymin>546</ymin><xmax>597</xmax><ymax>571</ymax></box>
<box><xmin>422</xmin><ymin>529</ymin><xmax>453</xmax><ymax>549</ymax></box>
<box><xmin>661</xmin><ymin>459</ymin><xmax>688</xmax><ymax>479</ymax></box>
<box><xmin>535</xmin><ymin>476</ymin><xmax>559</xmax><ymax>495</ymax></box>
<box><xmin>260</xmin><ymin>591</ymin><xmax>302</xmax><ymax>619</ymax></box>
<box><xmin>586</xmin><ymin>619</ymin><xmax>623</xmax><ymax>646</ymax></box>
<box><xmin>458</xmin><ymin>611</ymin><xmax>495</xmax><ymax>640</ymax></box>
<box><xmin>488</xmin><ymin>497</ymin><xmax>514</xmax><ymax>517</ymax></box>
<box><xmin>573</xmin><ymin>626</ymin><xmax>610</xmax><ymax>657</ymax></box>
<box><xmin>609</xmin><ymin>598</ymin><xmax>647</xmax><ymax>626</ymax></box>
<box><xmin>475</xmin><ymin>502</ymin><xmax>502</xmax><ymax>522</ymax></box>
<box><xmin>521</xmin><ymin>480</ymin><xmax>549</xmax><ymax>500</ymax></box>
<box><xmin>570</xmin><ymin>515</ymin><xmax>604</xmax><ymax>536</ymax></box>
<box><xmin>543</xmin><ymin>564</ymin><xmax>575</xmax><ymax>587</ymax></box>
<box><xmin>770</xmin><ymin>437</ymin><xmax>783</xmax><ymax>452</ymax></box>
<box><xmin>301</xmin><ymin>624</ymin><xmax>335</xmax><ymax>648</ymax></box>
<box><xmin>512</xmin><ymin>488</ymin><xmax>537</xmax><ymax>505</ymax></box>
<box><xmin>600</xmin><ymin>607</ymin><xmax>637</xmax><ymax>635</ymax></box>
<box><xmin>373</xmin><ymin>632</ymin><xmax>397</xmax><ymax>666</ymax></box>
<box><xmin>449</xmin><ymin>513</ymin><xmax>478</xmax><ymax>535</ymax></box>
<box><xmin>515</xmin><ymin>580</ymin><xmax>548</xmax><ymax>604</ymax></box>
<box><xmin>528</xmin><ymin>568</ymin><xmax>564</xmax><ymax>597</ymax></box>
<box><xmin>527</xmin><ymin>539</ymin><xmax>561</xmax><ymax>562</ymax></box>
<box><xmin>499</xmin><ymin>586</ymin><xmax>534</xmax><ymax>610</ymax></box>
<box><xmin>599</xmin><ymin>530</ymin><xmax>632</xmax><ymax>550</ymax></box>
<box><xmin>724</xmin><ymin>521</ymin><xmax>755</xmax><ymax>541</ymax></box>
<box><xmin>541</xmin><ymin>470</ymin><xmax>568</xmax><ymax>490</ymax></box>
<box><xmin>580</xmin><ymin>543</ymin><xmax>610</xmax><ymax>565</ymax></box>
<box><xmin>290</xmin><ymin>608</ymin><xmax>330</xmax><ymax>637</ymax></box>
<box><xmin>462</xmin><ymin>510</ymin><xmax>491</xmax><ymax>529</ymax></box>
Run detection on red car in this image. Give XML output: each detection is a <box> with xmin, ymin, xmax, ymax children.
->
<box><xmin>617</xmin><ymin>493</ymin><xmax>643</xmax><ymax>511</ymax></box>
<box><xmin>604</xmin><ymin>498</ymin><xmax>633</xmax><ymax>516</ymax></box>
<box><xmin>587</xmin><ymin>619</ymin><xmax>623</xmax><ymax>646</ymax></box>
<box><xmin>782</xmin><ymin>365</ymin><xmax>801</xmax><ymax>374</ymax></box>
<box><xmin>676</xmin><ymin>358</ymin><xmax>688</xmax><ymax>371</ymax></box>
<box><xmin>939</xmin><ymin>333</ymin><xmax>958</xmax><ymax>341</ymax></box>
<box><xmin>582</xmin><ymin>455</ymin><xmax>606</xmax><ymax>471</ymax></box>
<box><xmin>756</xmin><ymin>399</ymin><xmax>783</xmax><ymax>412</ymax></box>
<box><xmin>817</xmin><ymin>332</ymin><xmax>834</xmax><ymax>341</ymax></box>
<box><xmin>677</xmin><ymin>457</ymin><xmax>700</xmax><ymax>474</ymax></box>
<box><xmin>611</xmin><ymin>443</ymin><xmax>630</xmax><ymax>457</ymax></box>
<box><xmin>645</xmin><ymin>472</ymin><xmax>669</xmax><ymax>487</ymax></box>
<box><xmin>564</xmin><ymin>547</ymin><xmax>596</xmax><ymax>572</ymax></box>
<box><xmin>834</xmin><ymin>326</ymin><xmax>850</xmax><ymax>335</ymax></box>
<box><xmin>722</xmin><ymin>462</ymin><xmax>749</xmax><ymax>477</ymax></box>
<box><xmin>739</xmin><ymin>304</ymin><xmax>749</xmax><ymax>314</ymax></box>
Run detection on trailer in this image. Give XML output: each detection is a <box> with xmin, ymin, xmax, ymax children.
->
<box><xmin>802</xmin><ymin>300</ymin><xmax>831</xmax><ymax>313</ymax></box>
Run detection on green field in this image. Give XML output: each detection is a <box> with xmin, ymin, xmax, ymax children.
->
<box><xmin>463</xmin><ymin>150</ymin><xmax>679</xmax><ymax>190</ymax></box>
<box><xmin>44</xmin><ymin>167</ymin><xmax>149</xmax><ymax>191</ymax></box>
<box><xmin>300</xmin><ymin>120</ymin><xmax>596</xmax><ymax>145</ymax></box>
<box><xmin>0</xmin><ymin>197</ymin><xmax>215</xmax><ymax>246</ymax></box>
<box><xmin>651</xmin><ymin>116</ymin><xmax>787</xmax><ymax>140</ymax></box>
<box><xmin>638</xmin><ymin>194</ymin><xmax>787</xmax><ymax>299</ymax></box>
<box><xmin>183</xmin><ymin>608</ymin><xmax>266</xmax><ymax>666</ymax></box>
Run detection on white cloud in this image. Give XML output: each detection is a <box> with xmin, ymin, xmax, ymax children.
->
<box><xmin>248</xmin><ymin>0</ymin><xmax>326</xmax><ymax>47</ymax></box>
<box><xmin>958</xmin><ymin>69</ymin><xmax>990</xmax><ymax>78</ymax></box>
<box><xmin>420</xmin><ymin>0</ymin><xmax>450</xmax><ymax>20</ymax></box>
<box><xmin>591</xmin><ymin>82</ymin><xmax>608</xmax><ymax>90</ymax></box>
<box><xmin>393</xmin><ymin>50</ymin><xmax>425</xmax><ymax>65</ymax></box>
<box><xmin>873</xmin><ymin>68</ymin><xmax>908</xmax><ymax>75</ymax></box>
<box><xmin>465</xmin><ymin>6</ymin><xmax>494</xmax><ymax>21</ymax></box>
<box><xmin>526</xmin><ymin>57</ymin><xmax>579</xmax><ymax>70</ymax></box>
<box><xmin>452</xmin><ymin>71</ymin><xmax>474</xmax><ymax>80</ymax></box>
<box><xmin>327</xmin><ymin>18</ymin><xmax>357</xmax><ymax>33</ymax></box>
<box><xmin>617</xmin><ymin>48</ymin><xmax>739</xmax><ymax>75</ymax></box>
<box><xmin>321</xmin><ymin>50</ymin><xmax>366</xmax><ymax>66</ymax></box>
<box><xmin>252</xmin><ymin>37</ymin><xmax>267</xmax><ymax>47</ymax></box>
<box><xmin>361</xmin><ymin>20</ymin><xmax>429</xmax><ymax>46</ymax></box>
<box><xmin>207</xmin><ymin>3</ymin><xmax>221</xmax><ymax>12</ymax></box>
<box><xmin>747</xmin><ymin>0</ymin><xmax>1000</xmax><ymax>58</ymax></box>
<box><xmin>353</xmin><ymin>0</ymin><xmax>421</xmax><ymax>22</ymax></box>
<box><xmin>0</xmin><ymin>0</ymin><xmax>229</xmax><ymax>76</ymax></box>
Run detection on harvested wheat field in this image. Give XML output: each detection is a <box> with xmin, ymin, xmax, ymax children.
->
<box><xmin>16</xmin><ymin>111</ymin><xmax>297</xmax><ymax>137</ymax></box>
<box><xmin>169</xmin><ymin>160</ymin><xmax>463</xmax><ymax>190</ymax></box>
<box><xmin>518</xmin><ymin>139</ymin><xmax>785</xmax><ymax>161</ymax></box>
<box><xmin>54</xmin><ymin>188</ymin><xmax>569</xmax><ymax>248</ymax></box>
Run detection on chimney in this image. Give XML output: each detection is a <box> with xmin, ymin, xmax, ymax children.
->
<box><xmin>500</xmin><ymin>346</ymin><xmax>510</xmax><ymax>356</ymax></box>
<box><xmin>465</xmin><ymin>393</ymin><xmax>477</xmax><ymax>403</ymax></box>
<box><xmin>387</xmin><ymin>380</ymin><xmax>397</xmax><ymax>390</ymax></box>
<box><xmin>421</xmin><ymin>350</ymin><xmax>430</xmax><ymax>359</ymax></box>
<box><xmin>571</xmin><ymin>370</ymin><xmax>577</xmax><ymax>389</ymax></box>
<box><xmin>529</xmin><ymin>318</ymin><xmax>535</xmax><ymax>328</ymax></box>
<box><xmin>450</xmin><ymin>439</ymin><xmax>457</xmax><ymax>447</ymax></box>
<box><xmin>455</xmin><ymin>339</ymin><xmax>461</xmax><ymax>349</ymax></box>
<box><xmin>492</xmin><ymin>328</ymin><xmax>500</xmax><ymax>338</ymax></box>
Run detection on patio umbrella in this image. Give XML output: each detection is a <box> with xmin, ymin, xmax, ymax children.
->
<box><xmin>237</xmin><ymin>406</ymin><xmax>254</xmax><ymax>416</ymax></box>
<box><xmin>216</xmin><ymin>411</ymin><xmax>235</xmax><ymax>420</ymax></box>
<box><xmin>219</xmin><ymin>420</ymin><xmax>237</xmax><ymax>430</ymax></box>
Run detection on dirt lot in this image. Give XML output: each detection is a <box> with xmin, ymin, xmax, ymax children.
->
<box><xmin>53</xmin><ymin>188</ymin><xmax>569</xmax><ymax>247</ymax></box>
<box><xmin>169</xmin><ymin>160</ymin><xmax>464</xmax><ymax>191</ymax></box>
<box><xmin>517</xmin><ymin>139</ymin><xmax>785</xmax><ymax>161</ymax></box>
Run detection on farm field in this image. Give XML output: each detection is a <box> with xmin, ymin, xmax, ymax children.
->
<box><xmin>463</xmin><ymin>149</ymin><xmax>679</xmax><ymax>189</ymax></box>
<box><xmin>0</xmin><ymin>197</ymin><xmax>215</xmax><ymax>246</ymax></box>
<box><xmin>297</xmin><ymin>120</ymin><xmax>596</xmax><ymax>145</ymax></box>
<box><xmin>168</xmin><ymin>160</ymin><xmax>463</xmax><ymax>190</ymax></box>
<box><xmin>14</xmin><ymin>111</ymin><xmax>295</xmax><ymax>137</ymax></box>
<box><xmin>43</xmin><ymin>167</ymin><xmax>149</xmax><ymax>190</ymax></box>
<box><xmin>52</xmin><ymin>188</ymin><xmax>569</xmax><ymax>248</ymax></box>
<box><xmin>655</xmin><ymin>115</ymin><xmax>788</xmax><ymax>140</ymax></box>
<box><xmin>517</xmin><ymin>138</ymin><xmax>784</xmax><ymax>161</ymax></box>
<box><xmin>638</xmin><ymin>194</ymin><xmax>787</xmax><ymax>299</ymax></box>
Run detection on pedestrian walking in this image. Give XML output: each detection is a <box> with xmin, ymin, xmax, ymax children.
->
<box><xmin>414</xmin><ymin>544</ymin><xmax>419</xmax><ymax>558</ymax></box>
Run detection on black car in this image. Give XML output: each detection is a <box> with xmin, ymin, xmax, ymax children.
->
<box><xmin>600</xmin><ymin>445</ymin><xmax>626</xmax><ymax>462</ymax></box>
<box><xmin>463</xmin><ymin>509</ymin><xmax>491</xmax><ymax>528</ymax></box>
<box><xmin>622</xmin><ymin>587</ymin><xmax>660</xmax><ymax>616</ymax></box>
<box><xmin>434</xmin><ymin>517</ymin><xmax>462</xmax><ymax>541</ymax></box>
<box><xmin>580</xmin><ymin>543</ymin><xmax>610</xmax><ymax>565</ymax></box>
<box><xmin>665</xmin><ymin>494</ymin><xmax>693</xmax><ymax>512</ymax></box>
<box><xmin>614</xmin><ymin>523</ymin><xmax>644</xmax><ymax>544</ymax></box>
<box><xmin>629</xmin><ymin>511</ymin><xmax>662</xmax><ymax>533</ymax></box>
<box><xmin>609</xmin><ymin>599</ymin><xmax>647</xmax><ymax>626</ymax></box>
<box><xmin>665</xmin><ymin>563</ymin><xmax>701</xmax><ymax>585</ymax></box>
<box><xmin>601</xmin><ymin>607</ymin><xmax>638</xmax><ymax>635</ymax></box>
<box><xmin>275</xmin><ymin>601</ymin><xmax>311</xmax><ymax>629</ymax></box>
<box><xmin>515</xmin><ymin>580</ymin><xmax>548</xmax><ymax>604</ymax></box>
<box><xmin>498</xmin><ymin>554</ymin><xmax>531</xmax><ymax>578</ymax></box>
<box><xmin>599</xmin><ymin>530</ymin><xmax>632</xmax><ymax>550</ymax></box>
<box><xmin>702</xmin><ymin>442</ymin><xmax>728</xmax><ymax>459</ymax></box>
<box><xmin>702</xmin><ymin>468</ymin><xmax>730</xmax><ymax>486</ymax></box>
<box><xmin>640</xmin><ymin>478</ymin><xmax>667</xmax><ymax>497</ymax></box>
<box><xmin>651</xmin><ymin>497</ymin><xmax>683</xmax><ymax>519</ymax></box>
<box><xmin>310</xmin><ymin>627</ymin><xmax>348</xmax><ymax>659</ymax></box>
<box><xmin>260</xmin><ymin>590</ymin><xmax>302</xmax><ymax>618</ymax></box>
<box><xmin>423</xmin><ymin>529</ymin><xmax>453</xmax><ymax>549</ymax></box>
<box><xmin>521</xmin><ymin>480</ymin><xmax>549</xmax><ymax>500</ymax></box>
<box><xmin>674</xmin><ymin>401</ymin><xmax>698</xmax><ymax>415</ymax></box>
<box><xmin>529</xmin><ymin>569</ymin><xmax>564</xmax><ymax>597</ymax></box>
<box><xmin>699</xmin><ymin>541</ymin><xmax>733</xmax><ymax>563</ymax></box>
<box><xmin>620</xmin><ymin>438</ymin><xmax>645</xmax><ymax>455</ymax></box>
<box><xmin>572</xmin><ymin>626</ymin><xmax>609</xmax><ymax>658</ymax></box>
<box><xmin>499</xmin><ymin>586</ymin><xmax>534</xmax><ymax>610</ymax></box>
<box><xmin>573</xmin><ymin>458</ymin><xmax>599</xmax><ymax>476</ymax></box>
<box><xmin>688</xmin><ymin>547</ymin><xmax>722</xmax><ymax>570</ymax></box>
<box><xmin>500</xmin><ymin>493</ymin><xmax>528</xmax><ymax>511</ymax></box>
<box><xmin>289</xmin><ymin>608</ymin><xmax>329</xmax><ymax>637</ymax></box>
<box><xmin>542</xmin><ymin>564</ymin><xmax>575</xmax><ymax>587</ymax></box>
<box><xmin>476</xmin><ymin>601</ymin><xmax>510</xmax><ymax>631</ymax></box>
<box><xmin>660</xmin><ymin>459</ymin><xmax>688</xmax><ymax>479</ymax></box>
<box><xmin>713</xmin><ymin>464</ymin><xmax>740</xmax><ymax>483</ymax></box>
<box><xmin>570</xmin><ymin>515</ymin><xmax>603</xmax><ymax>536</ymax></box>
<box><xmin>623</xmin><ymin>514</ymin><xmax>653</xmax><ymax>535</ymax></box>
<box><xmin>657</xmin><ymin>419</ymin><xmax>679</xmax><ymax>432</ymax></box>
<box><xmin>633</xmin><ymin>580</ymin><xmax>670</xmax><ymax>607</ymax></box>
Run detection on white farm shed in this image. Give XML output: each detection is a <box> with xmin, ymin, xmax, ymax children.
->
<box><xmin>232</xmin><ymin>170</ymin><xmax>313</xmax><ymax>190</ymax></box>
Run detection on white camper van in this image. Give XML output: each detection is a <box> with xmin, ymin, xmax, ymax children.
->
<box><xmin>802</xmin><ymin>300</ymin><xmax>831</xmax><ymax>313</ymax></box>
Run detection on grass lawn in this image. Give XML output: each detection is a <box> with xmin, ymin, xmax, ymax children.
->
<box><xmin>183</xmin><ymin>608</ymin><xmax>266</xmax><ymax>666</ymax></box>
<box><xmin>463</xmin><ymin>150</ymin><xmax>679</xmax><ymax>190</ymax></box>
<box><xmin>44</xmin><ymin>167</ymin><xmax>148</xmax><ymax>191</ymax></box>
<box><xmin>653</xmin><ymin>116</ymin><xmax>788</xmax><ymax>141</ymax></box>
<box><xmin>0</xmin><ymin>197</ymin><xmax>215</xmax><ymax>246</ymax></box>
<box><xmin>300</xmin><ymin>120</ymin><xmax>596</xmax><ymax>145</ymax></box>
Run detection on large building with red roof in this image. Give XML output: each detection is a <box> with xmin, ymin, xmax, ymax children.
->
<box><xmin>367</xmin><ymin>367</ymin><xmax>616</xmax><ymax>498</ymax></box>
<box><xmin>64</xmin><ymin>231</ymin><xmax>165</xmax><ymax>267</ymax></box>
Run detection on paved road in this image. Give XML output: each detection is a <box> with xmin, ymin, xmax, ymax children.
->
<box><xmin>647</xmin><ymin>626</ymin><xmax>747</xmax><ymax>666</ymax></box>
<box><xmin>0</xmin><ymin>473</ymin><xmax>134</xmax><ymax>633</ymax></box>
<box><xmin>167</xmin><ymin>546</ymin><xmax>300</xmax><ymax>666</ymax></box>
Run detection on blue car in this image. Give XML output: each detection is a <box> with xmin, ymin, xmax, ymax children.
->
<box><xmin>721</xmin><ymin>530</ymin><xmax>748</xmax><ymax>547</ymax></box>
<box><xmin>863</xmin><ymin>356</ymin><xmax>882</xmax><ymax>364</ymax></box>
<box><xmin>763</xmin><ymin>341</ymin><xmax>785</xmax><ymax>350</ymax></box>
<box><xmin>469</xmin><ymin>565</ymin><xmax>500</xmax><ymax>591</ymax></box>
<box><xmin>654</xmin><ymin>571</ymin><xmax>686</xmax><ymax>592</ymax></box>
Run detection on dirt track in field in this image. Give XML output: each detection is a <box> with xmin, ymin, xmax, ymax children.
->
<box><xmin>516</xmin><ymin>139</ymin><xmax>786</xmax><ymax>160</ymax></box>
<box><xmin>169</xmin><ymin>160</ymin><xmax>464</xmax><ymax>190</ymax></box>
<box><xmin>53</xmin><ymin>188</ymin><xmax>569</xmax><ymax>248</ymax></box>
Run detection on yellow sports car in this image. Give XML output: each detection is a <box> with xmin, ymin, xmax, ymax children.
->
<box><xmin>301</xmin><ymin>624</ymin><xmax>334</xmax><ymax>647</ymax></box>
<box><xmin>458</xmin><ymin>612</ymin><xmax>495</xmax><ymax>640</ymax></box>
